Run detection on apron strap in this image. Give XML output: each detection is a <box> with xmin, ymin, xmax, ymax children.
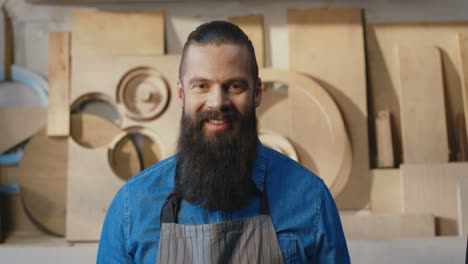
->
<box><xmin>160</xmin><ymin>191</ymin><xmax>181</xmax><ymax>223</ymax></box>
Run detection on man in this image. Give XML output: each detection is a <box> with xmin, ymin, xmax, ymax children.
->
<box><xmin>98</xmin><ymin>21</ymin><xmax>350</xmax><ymax>263</ymax></box>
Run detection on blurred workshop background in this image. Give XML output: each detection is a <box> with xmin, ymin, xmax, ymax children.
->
<box><xmin>0</xmin><ymin>0</ymin><xmax>467</xmax><ymax>263</ymax></box>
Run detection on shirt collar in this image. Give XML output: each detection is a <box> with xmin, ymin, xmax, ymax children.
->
<box><xmin>250</xmin><ymin>139</ymin><xmax>267</xmax><ymax>192</ymax></box>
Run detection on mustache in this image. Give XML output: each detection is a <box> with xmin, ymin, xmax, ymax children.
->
<box><xmin>193</xmin><ymin>107</ymin><xmax>242</xmax><ymax>125</ymax></box>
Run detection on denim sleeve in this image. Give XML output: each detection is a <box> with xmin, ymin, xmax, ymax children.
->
<box><xmin>312</xmin><ymin>184</ymin><xmax>351</xmax><ymax>263</ymax></box>
<box><xmin>97</xmin><ymin>184</ymin><xmax>133</xmax><ymax>263</ymax></box>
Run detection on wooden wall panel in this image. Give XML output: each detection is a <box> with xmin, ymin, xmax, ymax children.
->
<box><xmin>397</xmin><ymin>46</ymin><xmax>449</xmax><ymax>163</ymax></box>
<box><xmin>370</xmin><ymin>169</ymin><xmax>401</xmax><ymax>213</ymax></box>
<box><xmin>376</xmin><ymin>110</ymin><xmax>394</xmax><ymax>168</ymax></box>
<box><xmin>366</xmin><ymin>24</ymin><xmax>468</xmax><ymax>164</ymax></box>
<box><xmin>288</xmin><ymin>8</ymin><xmax>370</xmax><ymax>209</ymax></box>
<box><xmin>459</xmin><ymin>33</ymin><xmax>468</xmax><ymax>145</ymax></box>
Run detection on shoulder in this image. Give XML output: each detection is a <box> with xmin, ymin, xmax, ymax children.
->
<box><xmin>126</xmin><ymin>154</ymin><xmax>177</xmax><ymax>187</ymax></box>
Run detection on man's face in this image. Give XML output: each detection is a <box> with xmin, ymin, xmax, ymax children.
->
<box><xmin>178</xmin><ymin>43</ymin><xmax>262</xmax><ymax>137</ymax></box>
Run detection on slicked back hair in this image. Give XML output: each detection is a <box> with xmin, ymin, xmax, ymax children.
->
<box><xmin>178</xmin><ymin>20</ymin><xmax>259</xmax><ymax>84</ymax></box>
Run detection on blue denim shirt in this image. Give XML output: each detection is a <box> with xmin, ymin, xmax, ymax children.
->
<box><xmin>97</xmin><ymin>143</ymin><xmax>350</xmax><ymax>263</ymax></box>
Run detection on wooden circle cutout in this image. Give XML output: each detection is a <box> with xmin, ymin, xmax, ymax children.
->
<box><xmin>259</xmin><ymin>130</ymin><xmax>299</xmax><ymax>162</ymax></box>
<box><xmin>258</xmin><ymin>68</ymin><xmax>352</xmax><ymax>197</ymax></box>
<box><xmin>117</xmin><ymin>67</ymin><xmax>169</xmax><ymax>121</ymax></box>
<box><xmin>108</xmin><ymin>127</ymin><xmax>162</xmax><ymax>181</ymax></box>
<box><xmin>19</xmin><ymin>127</ymin><xmax>67</xmax><ymax>236</ymax></box>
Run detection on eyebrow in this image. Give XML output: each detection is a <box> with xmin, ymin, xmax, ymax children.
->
<box><xmin>188</xmin><ymin>77</ymin><xmax>210</xmax><ymax>85</ymax></box>
<box><xmin>187</xmin><ymin>77</ymin><xmax>251</xmax><ymax>87</ymax></box>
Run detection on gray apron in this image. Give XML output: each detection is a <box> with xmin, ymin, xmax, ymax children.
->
<box><xmin>156</xmin><ymin>188</ymin><xmax>285</xmax><ymax>264</ymax></box>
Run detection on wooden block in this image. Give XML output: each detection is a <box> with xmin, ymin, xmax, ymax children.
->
<box><xmin>366</xmin><ymin>24</ymin><xmax>468</xmax><ymax>166</ymax></box>
<box><xmin>458</xmin><ymin>176</ymin><xmax>468</xmax><ymax>235</ymax></box>
<box><xmin>19</xmin><ymin>126</ymin><xmax>67</xmax><ymax>236</ymax></box>
<box><xmin>229</xmin><ymin>15</ymin><xmax>265</xmax><ymax>68</ymax></box>
<box><xmin>258</xmin><ymin>69</ymin><xmax>352</xmax><ymax>197</ymax></box>
<box><xmin>401</xmin><ymin>163</ymin><xmax>468</xmax><ymax>235</ymax></box>
<box><xmin>72</xmin><ymin>11</ymin><xmax>165</xmax><ymax>56</ymax></box>
<box><xmin>459</xmin><ymin>33</ymin><xmax>468</xmax><ymax>146</ymax></box>
<box><xmin>370</xmin><ymin>169</ymin><xmax>401</xmax><ymax>213</ymax></box>
<box><xmin>0</xmin><ymin>107</ymin><xmax>46</xmax><ymax>154</ymax></box>
<box><xmin>288</xmin><ymin>8</ymin><xmax>370</xmax><ymax>209</ymax></box>
<box><xmin>340</xmin><ymin>212</ymin><xmax>435</xmax><ymax>239</ymax></box>
<box><xmin>397</xmin><ymin>46</ymin><xmax>449</xmax><ymax>163</ymax></box>
<box><xmin>376</xmin><ymin>111</ymin><xmax>394</xmax><ymax>168</ymax></box>
<box><xmin>47</xmin><ymin>32</ymin><xmax>70</xmax><ymax>136</ymax></box>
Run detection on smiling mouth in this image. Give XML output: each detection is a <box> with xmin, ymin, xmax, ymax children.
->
<box><xmin>209</xmin><ymin>119</ymin><xmax>226</xmax><ymax>125</ymax></box>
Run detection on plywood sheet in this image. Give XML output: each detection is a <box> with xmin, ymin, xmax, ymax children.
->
<box><xmin>229</xmin><ymin>15</ymin><xmax>265</xmax><ymax>68</ymax></box>
<box><xmin>0</xmin><ymin>107</ymin><xmax>46</xmax><ymax>154</ymax></box>
<box><xmin>288</xmin><ymin>8</ymin><xmax>370</xmax><ymax>209</ymax></box>
<box><xmin>457</xmin><ymin>175</ymin><xmax>468</xmax><ymax>235</ymax></box>
<box><xmin>340</xmin><ymin>212</ymin><xmax>435</xmax><ymax>239</ymax></box>
<box><xmin>72</xmin><ymin>11</ymin><xmax>165</xmax><ymax>56</ymax></box>
<box><xmin>366</xmin><ymin>23</ymin><xmax>468</xmax><ymax>165</ymax></box>
<box><xmin>370</xmin><ymin>169</ymin><xmax>401</xmax><ymax>213</ymax></box>
<box><xmin>48</xmin><ymin>32</ymin><xmax>70</xmax><ymax>136</ymax></box>
<box><xmin>67</xmin><ymin>55</ymin><xmax>180</xmax><ymax>241</ymax></box>
<box><xmin>401</xmin><ymin>163</ymin><xmax>468</xmax><ymax>236</ymax></box>
<box><xmin>19</xmin><ymin>127</ymin><xmax>67</xmax><ymax>236</ymax></box>
<box><xmin>397</xmin><ymin>46</ymin><xmax>449</xmax><ymax>163</ymax></box>
<box><xmin>376</xmin><ymin>111</ymin><xmax>394</xmax><ymax>168</ymax></box>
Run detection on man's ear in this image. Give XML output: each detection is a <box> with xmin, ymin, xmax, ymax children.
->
<box><xmin>254</xmin><ymin>77</ymin><xmax>262</xmax><ymax>108</ymax></box>
<box><xmin>177</xmin><ymin>80</ymin><xmax>184</xmax><ymax>107</ymax></box>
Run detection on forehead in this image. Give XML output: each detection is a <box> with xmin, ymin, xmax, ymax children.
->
<box><xmin>181</xmin><ymin>43</ymin><xmax>251</xmax><ymax>82</ymax></box>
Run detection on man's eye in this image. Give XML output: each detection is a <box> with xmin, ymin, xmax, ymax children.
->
<box><xmin>193</xmin><ymin>83</ymin><xmax>207</xmax><ymax>89</ymax></box>
<box><xmin>228</xmin><ymin>83</ymin><xmax>245</xmax><ymax>92</ymax></box>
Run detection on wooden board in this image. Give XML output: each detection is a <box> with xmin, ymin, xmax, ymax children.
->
<box><xmin>376</xmin><ymin>111</ymin><xmax>394</xmax><ymax>168</ymax></box>
<box><xmin>370</xmin><ymin>169</ymin><xmax>401</xmax><ymax>213</ymax></box>
<box><xmin>397</xmin><ymin>45</ymin><xmax>449</xmax><ymax>164</ymax></box>
<box><xmin>288</xmin><ymin>8</ymin><xmax>370</xmax><ymax>209</ymax></box>
<box><xmin>48</xmin><ymin>32</ymin><xmax>70</xmax><ymax>136</ymax></box>
<box><xmin>19</xmin><ymin>127</ymin><xmax>67</xmax><ymax>236</ymax></box>
<box><xmin>340</xmin><ymin>212</ymin><xmax>435</xmax><ymax>239</ymax></box>
<box><xmin>258</xmin><ymin>69</ymin><xmax>351</xmax><ymax>196</ymax></box>
<box><xmin>456</xmin><ymin>113</ymin><xmax>468</xmax><ymax>161</ymax></box>
<box><xmin>229</xmin><ymin>15</ymin><xmax>265</xmax><ymax>68</ymax></box>
<box><xmin>457</xmin><ymin>175</ymin><xmax>468</xmax><ymax>235</ymax></box>
<box><xmin>401</xmin><ymin>163</ymin><xmax>468</xmax><ymax>236</ymax></box>
<box><xmin>0</xmin><ymin>107</ymin><xmax>46</xmax><ymax>154</ymax></box>
<box><xmin>366</xmin><ymin>23</ymin><xmax>468</xmax><ymax>165</ymax></box>
<box><xmin>72</xmin><ymin>11</ymin><xmax>165</xmax><ymax>56</ymax></box>
<box><xmin>67</xmin><ymin>55</ymin><xmax>180</xmax><ymax>241</ymax></box>
<box><xmin>459</xmin><ymin>33</ymin><xmax>468</xmax><ymax>145</ymax></box>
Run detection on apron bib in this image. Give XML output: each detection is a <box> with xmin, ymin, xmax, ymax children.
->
<box><xmin>156</xmin><ymin>189</ymin><xmax>284</xmax><ymax>264</ymax></box>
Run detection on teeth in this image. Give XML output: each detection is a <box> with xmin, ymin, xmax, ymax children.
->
<box><xmin>209</xmin><ymin>119</ymin><xmax>226</xmax><ymax>125</ymax></box>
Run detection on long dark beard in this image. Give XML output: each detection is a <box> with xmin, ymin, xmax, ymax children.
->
<box><xmin>174</xmin><ymin>104</ymin><xmax>259</xmax><ymax>212</ymax></box>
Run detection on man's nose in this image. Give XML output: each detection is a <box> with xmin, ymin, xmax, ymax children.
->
<box><xmin>206</xmin><ymin>85</ymin><xmax>229</xmax><ymax>110</ymax></box>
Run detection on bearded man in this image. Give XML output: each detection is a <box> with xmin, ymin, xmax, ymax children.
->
<box><xmin>98</xmin><ymin>21</ymin><xmax>350</xmax><ymax>264</ymax></box>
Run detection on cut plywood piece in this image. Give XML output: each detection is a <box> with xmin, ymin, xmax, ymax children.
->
<box><xmin>0</xmin><ymin>107</ymin><xmax>46</xmax><ymax>154</ymax></box>
<box><xmin>19</xmin><ymin>126</ymin><xmax>67</xmax><ymax>236</ymax></box>
<box><xmin>458</xmin><ymin>176</ymin><xmax>468</xmax><ymax>235</ymax></box>
<box><xmin>397</xmin><ymin>46</ymin><xmax>449</xmax><ymax>164</ymax></box>
<box><xmin>459</xmin><ymin>33</ymin><xmax>468</xmax><ymax>145</ymax></box>
<box><xmin>258</xmin><ymin>69</ymin><xmax>351</xmax><ymax>197</ymax></box>
<box><xmin>366</xmin><ymin>24</ymin><xmax>468</xmax><ymax>166</ymax></box>
<box><xmin>72</xmin><ymin>11</ymin><xmax>165</xmax><ymax>56</ymax></box>
<box><xmin>370</xmin><ymin>169</ymin><xmax>401</xmax><ymax>213</ymax></box>
<box><xmin>48</xmin><ymin>32</ymin><xmax>70</xmax><ymax>136</ymax></box>
<box><xmin>401</xmin><ymin>163</ymin><xmax>468</xmax><ymax>236</ymax></box>
<box><xmin>229</xmin><ymin>15</ymin><xmax>265</xmax><ymax>68</ymax></box>
<box><xmin>376</xmin><ymin>111</ymin><xmax>394</xmax><ymax>168</ymax></box>
<box><xmin>288</xmin><ymin>8</ymin><xmax>370</xmax><ymax>209</ymax></box>
<box><xmin>340</xmin><ymin>213</ymin><xmax>435</xmax><ymax>239</ymax></box>
<box><xmin>67</xmin><ymin>55</ymin><xmax>181</xmax><ymax>241</ymax></box>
